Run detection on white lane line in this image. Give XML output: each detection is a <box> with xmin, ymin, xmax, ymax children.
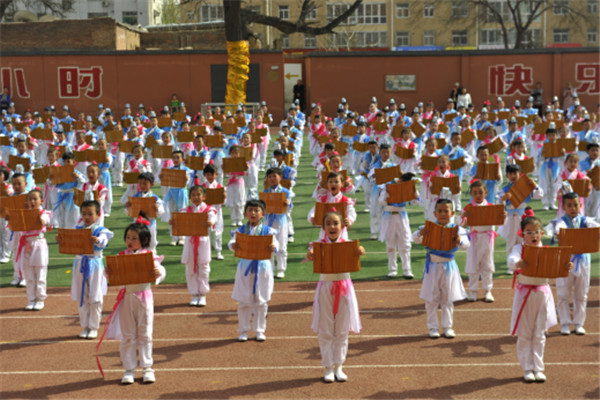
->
<box><xmin>1</xmin><ymin>361</ymin><xmax>598</xmax><ymax>375</ymax></box>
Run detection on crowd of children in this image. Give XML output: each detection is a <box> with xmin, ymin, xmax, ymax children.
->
<box><xmin>0</xmin><ymin>93</ymin><xmax>598</xmax><ymax>385</ymax></box>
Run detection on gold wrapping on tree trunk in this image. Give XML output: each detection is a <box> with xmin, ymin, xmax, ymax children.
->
<box><xmin>225</xmin><ymin>40</ymin><xmax>250</xmax><ymax>111</ymax></box>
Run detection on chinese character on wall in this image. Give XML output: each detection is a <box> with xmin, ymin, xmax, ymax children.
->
<box><xmin>58</xmin><ymin>66</ymin><xmax>103</xmax><ymax>99</ymax></box>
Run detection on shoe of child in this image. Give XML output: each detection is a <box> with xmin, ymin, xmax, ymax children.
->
<box><xmin>467</xmin><ymin>292</ymin><xmax>477</xmax><ymax>302</ymax></box>
<box><xmin>275</xmin><ymin>271</ymin><xmax>285</xmax><ymax>279</ymax></box>
<box><xmin>255</xmin><ymin>332</ymin><xmax>266</xmax><ymax>342</ymax></box>
<box><xmin>197</xmin><ymin>295</ymin><xmax>206</xmax><ymax>307</ymax></box>
<box><xmin>79</xmin><ymin>329</ymin><xmax>89</xmax><ymax>339</ymax></box>
<box><xmin>323</xmin><ymin>367</ymin><xmax>335</xmax><ymax>383</ymax></box>
<box><xmin>33</xmin><ymin>301</ymin><xmax>44</xmax><ymax>311</ymax></box>
<box><xmin>190</xmin><ymin>296</ymin><xmax>199</xmax><ymax>306</ymax></box>
<box><xmin>170</xmin><ymin>241</ymin><xmax>177</xmax><ymax>246</ymax></box>
<box><xmin>484</xmin><ymin>291</ymin><xmax>495</xmax><ymax>303</ymax></box>
<box><xmin>25</xmin><ymin>302</ymin><xmax>35</xmax><ymax>311</ymax></box>
<box><xmin>231</xmin><ymin>222</ymin><xmax>237</xmax><ymax>227</ymax></box>
<box><xmin>429</xmin><ymin>329</ymin><xmax>440</xmax><ymax>339</ymax></box>
<box><xmin>506</xmin><ymin>270</ymin><xmax>514</xmax><ymax>275</ymax></box>
<box><xmin>121</xmin><ymin>370</ymin><xmax>135</xmax><ymax>385</ymax></box>
<box><xmin>403</xmin><ymin>272</ymin><xmax>414</xmax><ymax>280</ymax></box>
<box><xmin>574</xmin><ymin>325</ymin><xmax>586</xmax><ymax>335</ymax></box>
<box><xmin>215</xmin><ymin>252</ymin><xmax>224</xmax><ymax>260</ymax></box>
<box><xmin>142</xmin><ymin>368</ymin><xmax>156</xmax><ymax>384</ymax></box>
<box><xmin>0</xmin><ymin>257</ymin><xmax>9</xmax><ymax>263</ymax></box>
<box><xmin>560</xmin><ymin>325</ymin><xmax>571</xmax><ymax>335</ymax></box>
<box><xmin>238</xmin><ymin>332</ymin><xmax>248</xmax><ymax>342</ymax></box>
<box><xmin>370</xmin><ymin>233</ymin><xmax>378</xmax><ymax>240</ymax></box>
<box><xmin>87</xmin><ymin>329</ymin><xmax>98</xmax><ymax>339</ymax></box>
<box><xmin>443</xmin><ymin>328</ymin><xmax>456</xmax><ymax>339</ymax></box>
<box><xmin>523</xmin><ymin>370</ymin><xmax>535</xmax><ymax>382</ymax></box>
<box><xmin>334</xmin><ymin>365</ymin><xmax>347</xmax><ymax>382</ymax></box>
<box><xmin>533</xmin><ymin>371</ymin><xmax>546</xmax><ymax>382</ymax></box>
<box><xmin>177</xmin><ymin>239</ymin><xmax>185</xmax><ymax>246</ymax></box>
<box><xmin>10</xmin><ymin>278</ymin><xmax>20</xmax><ymax>286</ymax></box>
<box><xmin>387</xmin><ymin>271</ymin><xmax>397</xmax><ymax>278</ymax></box>
<box><xmin>18</xmin><ymin>280</ymin><xmax>26</xmax><ymax>287</ymax></box>
<box><xmin>364</xmin><ymin>209</ymin><xmax>370</xmax><ymax>213</ymax></box>
<box><xmin>288</xmin><ymin>236</ymin><xmax>294</xmax><ymax>243</ymax></box>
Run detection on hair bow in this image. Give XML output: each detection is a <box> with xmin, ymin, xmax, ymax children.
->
<box><xmin>135</xmin><ymin>216</ymin><xmax>151</xmax><ymax>226</ymax></box>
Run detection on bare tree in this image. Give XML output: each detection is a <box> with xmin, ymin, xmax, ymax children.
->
<box><xmin>1</xmin><ymin>0</ymin><xmax>69</xmax><ymax>21</ymax></box>
<box><xmin>161</xmin><ymin>0</ymin><xmax>181</xmax><ymax>25</ymax></box>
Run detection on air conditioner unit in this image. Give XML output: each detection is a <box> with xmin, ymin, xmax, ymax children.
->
<box><xmin>102</xmin><ymin>1</ymin><xmax>111</xmax><ymax>8</ymax></box>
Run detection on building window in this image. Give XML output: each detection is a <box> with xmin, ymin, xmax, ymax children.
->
<box><xmin>396</xmin><ymin>3</ymin><xmax>409</xmax><ymax>18</ymax></box>
<box><xmin>521</xmin><ymin>29</ymin><xmax>542</xmax><ymax>47</ymax></box>
<box><xmin>122</xmin><ymin>11</ymin><xmax>138</xmax><ymax>25</ymax></box>
<box><xmin>333</xmin><ymin>33</ymin><xmax>349</xmax><ymax>47</ymax></box>
<box><xmin>451</xmin><ymin>1</ymin><xmax>469</xmax><ymax>18</ymax></box>
<box><xmin>200</xmin><ymin>5</ymin><xmax>223</xmax><ymax>22</ymax></box>
<box><xmin>423</xmin><ymin>3</ymin><xmax>434</xmax><ymax>17</ymax></box>
<box><xmin>279</xmin><ymin>5</ymin><xmax>289</xmax><ymax>20</ymax></box>
<box><xmin>352</xmin><ymin>31</ymin><xmax>387</xmax><ymax>47</ymax></box>
<box><xmin>306</xmin><ymin>6</ymin><xmax>317</xmax><ymax>20</ymax></box>
<box><xmin>356</xmin><ymin>3</ymin><xmax>387</xmax><ymax>24</ymax></box>
<box><xmin>304</xmin><ymin>34</ymin><xmax>317</xmax><ymax>48</ymax></box>
<box><xmin>452</xmin><ymin>30</ymin><xmax>468</xmax><ymax>46</ymax></box>
<box><xmin>588</xmin><ymin>28</ymin><xmax>598</xmax><ymax>43</ymax></box>
<box><xmin>327</xmin><ymin>4</ymin><xmax>356</xmax><ymax>25</ymax></box>
<box><xmin>553</xmin><ymin>28</ymin><xmax>569</xmax><ymax>43</ymax></box>
<box><xmin>484</xmin><ymin>0</ymin><xmax>510</xmax><ymax>22</ymax></box>
<box><xmin>423</xmin><ymin>30</ymin><xmax>435</xmax><ymax>45</ymax></box>
<box><xmin>480</xmin><ymin>28</ymin><xmax>504</xmax><ymax>46</ymax></box>
<box><xmin>395</xmin><ymin>31</ymin><xmax>410</xmax><ymax>46</ymax></box>
<box><xmin>588</xmin><ymin>0</ymin><xmax>598</xmax><ymax>13</ymax></box>
<box><xmin>185</xmin><ymin>10</ymin><xmax>195</xmax><ymax>21</ymax></box>
<box><xmin>281</xmin><ymin>35</ymin><xmax>290</xmax><ymax>49</ymax></box>
<box><xmin>553</xmin><ymin>0</ymin><xmax>569</xmax><ymax>15</ymax></box>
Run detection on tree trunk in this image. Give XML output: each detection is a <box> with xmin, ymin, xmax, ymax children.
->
<box><xmin>223</xmin><ymin>0</ymin><xmax>244</xmax><ymax>41</ymax></box>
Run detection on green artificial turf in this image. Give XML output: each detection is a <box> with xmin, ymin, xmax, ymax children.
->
<box><xmin>1</xmin><ymin>132</ymin><xmax>597</xmax><ymax>287</ymax></box>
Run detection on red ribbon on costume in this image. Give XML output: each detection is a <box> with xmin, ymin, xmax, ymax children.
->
<box><xmin>15</xmin><ymin>234</ymin><xmax>38</xmax><ymax>263</ymax></box>
<box><xmin>191</xmin><ymin>236</ymin><xmax>200</xmax><ymax>274</ymax></box>
<box><xmin>96</xmin><ymin>288</ymin><xmax>126</xmax><ymax>377</ymax></box>
<box><xmin>331</xmin><ymin>280</ymin><xmax>348</xmax><ymax>316</ymax></box>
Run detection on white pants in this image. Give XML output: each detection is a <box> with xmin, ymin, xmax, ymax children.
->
<box><xmin>556</xmin><ymin>268</ymin><xmax>590</xmax><ymax>328</ymax></box>
<box><xmin>584</xmin><ymin>190</ymin><xmax>599</xmax><ymax>218</ymax></box>
<box><xmin>425</xmin><ymin>266</ymin><xmax>455</xmax><ymax>330</ymax></box>
<box><xmin>24</xmin><ymin>264</ymin><xmax>47</xmax><ymax>303</ymax></box>
<box><xmin>271</xmin><ymin>221</ymin><xmax>288</xmax><ymax>273</ymax></box>
<box><xmin>383</xmin><ymin>215</ymin><xmax>412</xmax><ymax>275</ymax></box>
<box><xmin>237</xmin><ymin>302</ymin><xmax>268</xmax><ymax>334</ymax></box>
<box><xmin>119</xmin><ymin>292</ymin><xmax>154</xmax><ymax>371</ymax></box>
<box><xmin>316</xmin><ymin>282</ymin><xmax>350</xmax><ymax>367</ymax></box>
<box><xmin>210</xmin><ymin>229</ymin><xmax>223</xmax><ymax>253</ymax></box>
<box><xmin>468</xmin><ymin>271</ymin><xmax>494</xmax><ymax>293</ymax></box>
<box><xmin>0</xmin><ymin>219</ymin><xmax>11</xmax><ymax>260</ymax></box>
<box><xmin>369</xmin><ymin>191</ymin><xmax>382</xmax><ymax>235</ymax></box>
<box><xmin>79</xmin><ymin>299</ymin><xmax>103</xmax><ymax>330</ymax></box>
<box><xmin>185</xmin><ymin>263</ymin><xmax>210</xmax><ymax>296</ymax></box>
<box><xmin>363</xmin><ymin>179</ymin><xmax>373</xmax><ymax>210</ymax></box>
<box><xmin>515</xmin><ymin>291</ymin><xmax>548</xmax><ymax>372</ymax></box>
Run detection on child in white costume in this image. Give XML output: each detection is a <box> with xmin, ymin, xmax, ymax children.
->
<box><xmin>413</xmin><ymin>198</ymin><xmax>469</xmax><ymax>339</ymax></box>
<box><xmin>0</xmin><ymin>166</ymin><xmax>13</xmax><ymax>264</ymax></box>
<box><xmin>307</xmin><ymin>211</ymin><xmax>364</xmax><ymax>383</ymax></box>
<box><xmin>125</xmin><ymin>172</ymin><xmax>165</xmax><ymax>253</ymax></box>
<box><xmin>102</xmin><ymin>219</ymin><xmax>166</xmax><ymax>384</ymax></box>
<box><xmin>175</xmin><ymin>185</ymin><xmax>216</xmax><ymax>307</ymax></box>
<box><xmin>6</xmin><ymin>173</ymin><xmax>27</xmax><ymax>286</ymax></box>
<box><xmin>224</xmin><ymin>145</ymin><xmax>247</xmax><ymax>226</ymax></box>
<box><xmin>545</xmin><ymin>192</ymin><xmax>599</xmax><ymax>335</ymax></box>
<box><xmin>508</xmin><ymin>216</ymin><xmax>560</xmax><ymax>383</ymax></box>
<box><xmin>202</xmin><ymin>164</ymin><xmax>226</xmax><ymax>260</ymax></box>
<box><xmin>229</xmin><ymin>199</ymin><xmax>279</xmax><ymax>342</ymax></box>
<box><xmin>60</xmin><ymin>200</ymin><xmax>113</xmax><ymax>340</ymax></box>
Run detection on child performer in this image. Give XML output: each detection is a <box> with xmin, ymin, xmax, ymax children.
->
<box><xmin>120</xmin><ymin>144</ymin><xmax>151</xmax><ymax>205</ymax></box>
<box><xmin>43</xmin><ymin>147</ymin><xmax>61</xmax><ymax>227</ymax></box>
<box><xmin>539</xmin><ymin>126</ymin><xmax>562</xmax><ymax>210</ymax></box>
<box><xmin>240</xmin><ymin>132</ymin><xmax>259</xmax><ymax>199</ymax></box>
<box><xmin>11</xmin><ymin>190</ymin><xmax>52</xmax><ymax>310</ymax></box>
<box><xmin>378</xmin><ymin>173</ymin><xmax>416</xmax><ymax>279</ymax></box>
<box><xmin>224</xmin><ymin>145</ymin><xmax>246</xmax><ymax>227</ymax></box>
<box><xmin>174</xmin><ymin>185</ymin><xmax>216</xmax><ymax>307</ymax></box>
<box><xmin>95</xmin><ymin>139</ymin><xmax>114</xmax><ymax>217</ymax></box>
<box><xmin>229</xmin><ymin>199</ymin><xmax>278</xmax><ymax>342</ymax></box>
<box><xmin>413</xmin><ymin>198</ymin><xmax>469</xmax><ymax>338</ymax></box>
<box><xmin>306</xmin><ymin>211</ymin><xmax>364</xmax><ymax>383</ymax></box>
<box><xmin>52</xmin><ymin>152</ymin><xmax>87</xmax><ymax>229</ymax></box>
<box><xmin>367</xmin><ymin>144</ymin><xmax>395</xmax><ymax>239</ymax></box>
<box><xmin>509</xmin><ymin>215</ymin><xmax>561</xmax><ymax>383</ymax></box>
<box><xmin>393</xmin><ymin>127</ymin><xmax>417</xmax><ymax>174</ymax></box>
<box><xmin>79</xmin><ymin>164</ymin><xmax>108</xmax><ymax>226</ymax></box>
<box><xmin>556</xmin><ymin>154</ymin><xmax>587</xmax><ymax>218</ymax></box>
<box><xmin>462</xmin><ymin>180</ymin><xmax>503</xmax><ymax>302</ymax></box>
<box><xmin>263</xmin><ymin>167</ymin><xmax>292</xmax><ymax>279</ymax></box>
<box><xmin>102</xmin><ymin>220</ymin><xmax>166</xmax><ymax>384</ymax></box>
<box><xmin>498</xmin><ymin>164</ymin><xmax>543</xmax><ymax>272</ymax></box>
<box><xmin>7</xmin><ymin>173</ymin><xmax>29</xmax><ymax>286</ymax></box>
<box><xmin>468</xmin><ymin>146</ymin><xmax>502</xmax><ymax>204</ymax></box>
<box><xmin>580</xmin><ymin>143</ymin><xmax>600</xmax><ymax>218</ymax></box>
<box><xmin>125</xmin><ymin>173</ymin><xmax>164</xmax><ymax>253</ymax></box>
<box><xmin>426</xmin><ymin>156</ymin><xmax>460</xmax><ymax>220</ymax></box>
<box><xmin>59</xmin><ymin>200</ymin><xmax>113</xmax><ymax>340</ymax></box>
<box><xmin>202</xmin><ymin>164</ymin><xmax>225</xmax><ymax>260</ymax></box>
<box><xmin>419</xmin><ymin>138</ymin><xmax>442</xmax><ymax>213</ymax></box>
<box><xmin>358</xmin><ymin>141</ymin><xmax>380</xmax><ymax>213</ymax></box>
<box><xmin>545</xmin><ymin>192</ymin><xmax>599</xmax><ymax>335</ymax></box>
<box><xmin>161</xmin><ymin>150</ymin><xmax>192</xmax><ymax>246</ymax></box>
<box><xmin>0</xmin><ymin>166</ymin><xmax>13</xmax><ymax>264</ymax></box>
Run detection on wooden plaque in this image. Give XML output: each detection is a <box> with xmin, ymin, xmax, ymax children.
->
<box><xmin>205</xmin><ymin>187</ymin><xmax>225</xmax><ymax>205</ymax></box>
<box><xmin>32</xmin><ymin>166</ymin><xmax>50</xmax><ymax>184</ymax></box>
<box><xmin>386</xmin><ymin>180</ymin><xmax>417</xmax><ymax>204</ymax></box>
<box><xmin>497</xmin><ymin>111</ymin><xmax>510</xmax><ymax>120</ymax></box>
<box><xmin>118</xmin><ymin>141</ymin><xmax>136</xmax><ymax>154</ymax></box>
<box><xmin>123</xmin><ymin>171</ymin><xmax>140</xmax><ymax>185</ymax></box>
<box><xmin>73</xmin><ymin>150</ymin><xmax>87</xmax><ymax>162</ymax></box>
<box><xmin>353</xmin><ymin>141</ymin><xmax>368</xmax><ymax>152</ymax></box>
<box><xmin>222</xmin><ymin>122</ymin><xmax>238</xmax><ymax>135</ymax></box>
<box><xmin>542</xmin><ymin>142</ymin><xmax>565</xmax><ymax>158</ymax></box>
<box><xmin>568</xmin><ymin>178</ymin><xmax>592</xmax><ymax>198</ymax></box>
<box><xmin>234</xmin><ymin>233</ymin><xmax>273</xmax><ymax>260</ymax></box>
<box><xmin>250</xmin><ymin>132</ymin><xmax>263</xmax><ymax>144</ymax></box>
<box><xmin>587</xmin><ymin>165</ymin><xmax>599</xmax><ymax>190</ymax></box>
<box><xmin>8</xmin><ymin>155</ymin><xmax>31</xmax><ymax>172</ymax></box>
<box><xmin>73</xmin><ymin>188</ymin><xmax>99</xmax><ymax>207</ymax></box>
<box><xmin>259</xmin><ymin>192</ymin><xmax>287</xmax><ymax>214</ymax></box>
<box><xmin>460</xmin><ymin>129</ymin><xmax>476</xmax><ymax>147</ymax></box>
<box><xmin>438</xmin><ymin>124</ymin><xmax>448</xmax><ymax>134</ymax></box>
<box><xmin>127</xmin><ymin>196</ymin><xmax>157</xmax><ymax>218</ymax></box>
<box><xmin>431</xmin><ymin>176</ymin><xmax>461</xmax><ymax>195</ymax></box>
<box><xmin>420</xmin><ymin>156</ymin><xmax>438</xmax><ymax>171</ymax></box>
<box><xmin>31</xmin><ymin>128</ymin><xmax>54</xmax><ymax>141</ymax></box>
<box><xmin>373</xmin><ymin>121</ymin><xmax>388</xmax><ymax>132</ymax></box>
<box><xmin>141</xmin><ymin>122</ymin><xmax>151</xmax><ymax>129</ymax></box>
<box><xmin>485</xmin><ymin>137</ymin><xmax>505</xmax><ymax>155</ymax></box>
<box><xmin>514</xmin><ymin>157</ymin><xmax>535</xmax><ymax>175</ymax></box>
<box><xmin>315</xmin><ymin>134</ymin><xmax>330</xmax><ymax>145</ymax></box>
<box><xmin>516</xmin><ymin>116</ymin><xmax>527</xmax><ymax>126</ymax></box>
<box><xmin>6</xmin><ymin>208</ymin><xmax>42</xmax><ymax>231</ymax></box>
<box><xmin>375</xmin><ymin>165</ymin><xmax>401</xmax><ymax>185</ymax></box>
<box><xmin>487</xmin><ymin>112</ymin><xmax>497</xmax><ymax>121</ymax></box>
<box><xmin>87</xmin><ymin>149</ymin><xmax>108</xmax><ymax>164</ymax></box>
<box><xmin>558</xmin><ymin>227</ymin><xmax>600</xmax><ymax>254</ymax></box>
<box><xmin>422</xmin><ymin>220</ymin><xmax>458</xmax><ymax>252</ymax></box>
<box><xmin>444</xmin><ymin>113</ymin><xmax>457</xmax><ymax>122</ymax></box>
<box><xmin>235</xmin><ymin>116</ymin><xmax>247</xmax><ymax>128</ymax></box>
<box><xmin>171</xmin><ymin>212</ymin><xmax>209</xmax><ymax>236</ymax></box>
<box><xmin>106</xmin><ymin>252</ymin><xmax>156</xmax><ymax>286</ymax></box>
<box><xmin>121</xmin><ymin>119</ymin><xmax>132</xmax><ymax>129</ymax></box>
<box><xmin>476</xmin><ymin>129</ymin><xmax>487</xmax><ymax>141</ymax></box>
<box><xmin>50</xmin><ymin>165</ymin><xmax>76</xmax><ymax>185</ymax></box>
<box><xmin>450</xmin><ymin>157</ymin><xmax>465</xmax><ymax>170</ymax></box>
<box><xmin>342</xmin><ymin>124</ymin><xmax>357</xmax><ymax>137</ymax></box>
<box><xmin>241</xmin><ymin>146</ymin><xmax>253</xmax><ymax>161</ymax></box>
<box><xmin>508</xmin><ymin>174</ymin><xmax>537</xmax><ymax>208</ymax></box>
<box><xmin>152</xmin><ymin>145</ymin><xmax>173</xmax><ymax>159</ymax></box>
<box><xmin>161</xmin><ymin>169</ymin><xmax>187</xmax><ymax>188</ymax></box>
<box><xmin>0</xmin><ymin>193</ymin><xmax>28</xmax><ymax>218</ymax></box>
<box><xmin>332</xmin><ymin>140</ymin><xmax>349</xmax><ymax>156</ymax></box>
<box><xmin>173</xmin><ymin>112</ymin><xmax>187</xmax><ymax>122</ymax></box>
<box><xmin>521</xmin><ymin>245</ymin><xmax>571</xmax><ymax>279</ymax></box>
<box><xmin>84</xmin><ymin>136</ymin><xmax>95</xmax><ymax>146</ymax></box>
<box><xmin>177</xmin><ymin>130</ymin><xmax>195</xmax><ymax>143</ymax></box>
<box><xmin>578</xmin><ymin>141</ymin><xmax>590</xmax><ymax>152</ymax></box>
<box><xmin>264</xmin><ymin>179</ymin><xmax>292</xmax><ymax>191</ymax></box>
<box><xmin>464</xmin><ymin>204</ymin><xmax>505</xmax><ymax>226</ymax></box>
<box><xmin>313</xmin><ymin>202</ymin><xmax>347</xmax><ymax>226</ymax></box>
<box><xmin>475</xmin><ymin>163</ymin><xmax>499</xmax><ymax>180</ymax></box>
<box><xmin>435</xmin><ymin>138</ymin><xmax>447</xmax><ymax>149</ymax></box>
<box><xmin>0</xmin><ymin>135</ymin><xmax>10</xmax><ymax>146</ymax></box>
<box><xmin>57</xmin><ymin>228</ymin><xmax>94</xmax><ymax>255</ymax></box>
<box><xmin>411</xmin><ymin>122</ymin><xmax>426</xmax><ymax>138</ymax></box>
<box><xmin>186</xmin><ymin>155</ymin><xmax>205</xmax><ymax>171</ymax></box>
<box><xmin>263</xmin><ymin>115</ymin><xmax>272</xmax><ymax>125</ymax></box>
<box><xmin>14</xmin><ymin>122</ymin><xmax>26</xmax><ymax>131</ymax></box>
<box><xmin>157</xmin><ymin>117</ymin><xmax>172</xmax><ymax>128</ymax></box>
<box><xmin>285</xmin><ymin>153</ymin><xmax>295</xmax><ymax>168</ymax></box>
<box><xmin>391</xmin><ymin>125</ymin><xmax>403</xmax><ymax>139</ymax></box>
<box><xmin>557</xmin><ymin>138</ymin><xmax>576</xmax><ymax>153</ymax></box>
<box><xmin>192</xmin><ymin>126</ymin><xmax>209</xmax><ymax>136</ymax></box>
<box><xmin>145</xmin><ymin>135</ymin><xmax>158</xmax><ymax>150</ymax></box>
<box><xmin>255</xmin><ymin>128</ymin><xmax>268</xmax><ymax>137</ymax></box>
<box><xmin>60</xmin><ymin>122</ymin><xmax>72</xmax><ymax>132</ymax></box>
<box><xmin>105</xmin><ymin>130</ymin><xmax>124</xmax><ymax>143</ymax></box>
<box><xmin>395</xmin><ymin>146</ymin><xmax>415</xmax><ymax>160</ymax></box>
<box><xmin>223</xmin><ymin>157</ymin><xmax>248</xmax><ymax>173</ymax></box>
<box><xmin>205</xmin><ymin>134</ymin><xmax>224</xmax><ymax>148</ymax></box>
<box><xmin>313</xmin><ymin>240</ymin><xmax>361</xmax><ymax>274</ymax></box>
